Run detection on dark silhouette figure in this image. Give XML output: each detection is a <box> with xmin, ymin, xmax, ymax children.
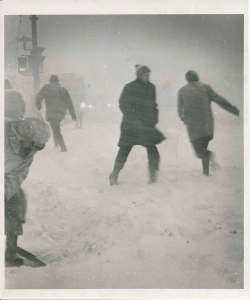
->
<box><xmin>110</xmin><ymin>65</ymin><xmax>165</xmax><ymax>185</ymax></box>
<box><xmin>36</xmin><ymin>75</ymin><xmax>77</xmax><ymax>152</ymax></box>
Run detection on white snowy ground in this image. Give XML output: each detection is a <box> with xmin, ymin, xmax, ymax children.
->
<box><xmin>6</xmin><ymin>108</ymin><xmax>243</xmax><ymax>289</ymax></box>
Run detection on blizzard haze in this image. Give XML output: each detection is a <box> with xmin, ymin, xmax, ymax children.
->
<box><xmin>5</xmin><ymin>15</ymin><xmax>243</xmax><ymax>109</ymax></box>
<box><xmin>5</xmin><ymin>15</ymin><xmax>244</xmax><ymax>289</ymax></box>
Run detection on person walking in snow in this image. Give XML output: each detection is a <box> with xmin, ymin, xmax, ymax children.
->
<box><xmin>5</xmin><ymin>80</ymin><xmax>50</xmax><ymax>267</ymax></box>
<box><xmin>109</xmin><ymin>65</ymin><xmax>165</xmax><ymax>185</ymax></box>
<box><xmin>178</xmin><ymin>70</ymin><xmax>240</xmax><ymax>176</ymax></box>
<box><xmin>36</xmin><ymin>75</ymin><xmax>77</xmax><ymax>152</ymax></box>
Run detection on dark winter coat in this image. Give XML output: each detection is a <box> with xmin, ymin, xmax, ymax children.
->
<box><xmin>36</xmin><ymin>83</ymin><xmax>77</xmax><ymax>121</ymax></box>
<box><xmin>118</xmin><ymin>79</ymin><xmax>165</xmax><ymax>147</ymax></box>
<box><xmin>178</xmin><ymin>82</ymin><xmax>239</xmax><ymax>142</ymax></box>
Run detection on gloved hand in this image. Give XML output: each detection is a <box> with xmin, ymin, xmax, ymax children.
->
<box><xmin>232</xmin><ymin>106</ymin><xmax>240</xmax><ymax>116</ymax></box>
<box><xmin>20</xmin><ymin>140</ymin><xmax>45</xmax><ymax>158</ymax></box>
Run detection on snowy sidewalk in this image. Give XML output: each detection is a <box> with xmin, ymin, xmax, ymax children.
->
<box><xmin>6</xmin><ymin>117</ymin><xmax>243</xmax><ymax>288</ymax></box>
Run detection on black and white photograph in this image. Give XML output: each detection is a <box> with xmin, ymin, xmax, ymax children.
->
<box><xmin>1</xmin><ymin>0</ymin><xmax>248</xmax><ymax>297</ymax></box>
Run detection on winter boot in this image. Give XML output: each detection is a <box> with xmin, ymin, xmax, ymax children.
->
<box><xmin>60</xmin><ymin>143</ymin><xmax>67</xmax><ymax>152</ymax></box>
<box><xmin>202</xmin><ymin>154</ymin><xmax>210</xmax><ymax>176</ymax></box>
<box><xmin>5</xmin><ymin>234</ymin><xmax>24</xmax><ymax>267</ymax></box>
<box><xmin>148</xmin><ymin>170</ymin><xmax>158</xmax><ymax>184</ymax></box>
<box><xmin>210</xmin><ymin>152</ymin><xmax>221</xmax><ymax>172</ymax></box>
<box><xmin>109</xmin><ymin>171</ymin><xmax>119</xmax><ymax>186</ymax></box>
<box><xmin>59</xmin><ymin>138</ymin><xmax>67</xmax><ymax>152</ymax></box>
<box><xmin>6</xmin><ymin>256</ymin><xmax>24</xmax><ymax>267</ymax></box>
<box><xmin>147</xmin><ymin>146</ymin><xmax>160</xmax><ymax>184</ymax></box>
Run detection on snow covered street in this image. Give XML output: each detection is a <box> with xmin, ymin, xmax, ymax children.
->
<box><xmin>5</xmin><ymin>110</ymin><xmax>243</xmax><ymax>289</ymax></box>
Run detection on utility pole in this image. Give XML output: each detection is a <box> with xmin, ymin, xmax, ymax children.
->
<box><xmin>30</xmin><ymin>15</ymin><xmax>40</xmax><ymax>93</ymax></box>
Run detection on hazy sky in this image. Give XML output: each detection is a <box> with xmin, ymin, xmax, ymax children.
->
<box><xmin>5</xmin><ymin>15</ymin><xmax>244</xmax><ymax>107</ymax></box>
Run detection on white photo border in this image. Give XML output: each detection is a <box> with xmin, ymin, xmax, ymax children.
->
<box><xmin>0</xmin><ymin>0</ymin><xmax>248</xmax><ymax>299</ymax></box>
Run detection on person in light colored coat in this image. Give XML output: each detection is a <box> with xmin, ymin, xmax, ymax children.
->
<box><xmin>5</xmin><ymin>80</ymin><xmax>50</xmax><ymax>266</ymax></box>
<box><xmin>178</xmin><ymin>70</ymin><xmax>239</xmax><ymax>175</ymax></box>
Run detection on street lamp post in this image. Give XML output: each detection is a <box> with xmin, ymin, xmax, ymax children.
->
<box><xmin>30</xmin><ymin>15</ymin><xmax>40</xmax><ymax>93</ymax></box>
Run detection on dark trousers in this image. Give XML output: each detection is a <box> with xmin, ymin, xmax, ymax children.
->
<box><xmin>5</xmin><ymin>190</ymin><xmax>25</xmax><ymax>260</ymax></box>
<box><xmin>5</xmin><ymin>233</ymin><xmax>18</xmax><ymax>260</ymax></box>
<box><xmin>5</xmin><ymin>192</ymin><xmax>25</xmax><ymax>236</ymax></box>
<box><xmin>48</xmin><ymin>119</ymin><xmax>67</xmax><ymax>151</ymax></box>
<box><xmin>191</xmin><ymin>136</ymin><xmax>212</xmax><ymax>175</ymax></box>
<box><xmin>112</xmin><ymin>145</ymin><xmax>160</xmax><ymax>177</ymax></box>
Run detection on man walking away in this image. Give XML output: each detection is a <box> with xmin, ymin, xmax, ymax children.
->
<box><xmin>178</xmin><ymin>70</ymin><xmax>239</xmax><ymax>176</ymax></box>
<box><xmin>36</xmin><ymin>75</ymin><xmax>77</xmax><ymax>152</ymax></box>
<box><xmin>109</xmin><ymin>65</ymin><xmax>165</xmax><ymax>185</ymax></box>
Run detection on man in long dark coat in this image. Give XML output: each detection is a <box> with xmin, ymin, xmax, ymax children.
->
<box><xmin>178</xmin><ymin>70</ymin><xmax>240</xmax><ymax>176</ymax></box>
<box><xmin>109</xmin><ymin>65</ymin><xmax>165</xmax><ymax>185</ymax></box>
<box><xmin>36</xmin><ymin>75</ymin><xmax>77</xmax><ymax>152</ymax></box>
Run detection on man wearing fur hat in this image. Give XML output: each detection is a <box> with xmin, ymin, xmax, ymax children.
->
<box><xmin>109</xmin><ymin>65</ymin><xmax>165</xmax><ymax>185</ymax></box>
<box><xmin>5</xmin><ymin>80</ymin><xmax>50</xmax><ymax>266</ymax></box>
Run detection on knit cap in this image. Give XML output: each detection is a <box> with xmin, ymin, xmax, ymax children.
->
<box><xmin>136</xmin><ymin>65</ymin><xmax>151</xmax><ymax>77</ymax></box>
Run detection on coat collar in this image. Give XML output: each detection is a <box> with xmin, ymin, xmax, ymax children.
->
<box><xmin>136</xmin><ymin>78</ymin><xmax>150</xmax><ymax>85</ymax></box>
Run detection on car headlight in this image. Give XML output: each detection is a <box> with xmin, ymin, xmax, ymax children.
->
<box><xmin>80</xmin><ymin>102</ymin><xmax>86</xmax><ymax>109</ymax></box>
